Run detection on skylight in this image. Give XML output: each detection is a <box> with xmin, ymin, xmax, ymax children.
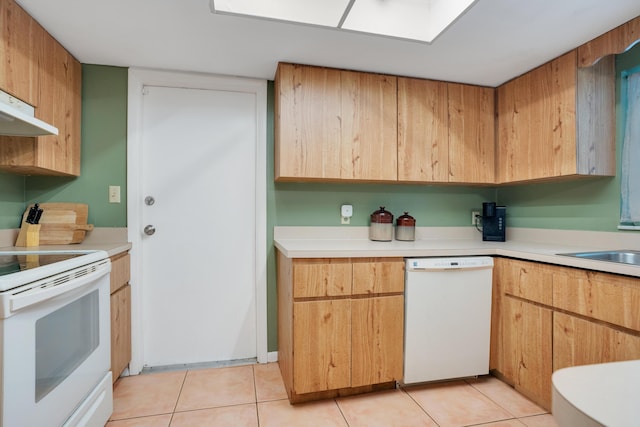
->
<box><xmin>210</xmin><ymin>0</ymin><xmax>478</xmax><ymax>43</ymax></box>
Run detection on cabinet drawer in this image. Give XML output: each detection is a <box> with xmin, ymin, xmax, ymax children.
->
<box><xmin>352</xmin><ymin>259</ymin><xmax>404</xmax><ymax>295</ymax></box>
<box><xmin>501</xmin><ymin>259</ymin><xmax>553</xmax><ymax>305</ymax></box>
<box><xmin>292</xmin><ymin>259</ymin><xmax>352</xmax><ymax>298</ymax></box>
<box><xmin>110</xmin><ymin>253</ymin><xmax>130</xmax><ymax>294</ymax></box>
<box><xmin>553</xmin><ymin>269</ymin><xmax>640</xmax><ymax>331</ymax></box>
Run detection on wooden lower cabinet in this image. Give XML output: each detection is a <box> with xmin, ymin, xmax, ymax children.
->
<box><xmin>111</xmin><ymin>284</ymin><xmax>132</xmax><ymax>381</ymax></box>
<box><xmin>278</xmin><ymin>253</ymin><xmax>404</xmax><ymax>403</ymax></box>
<box><xmin>501</xmin><ymin>296</ymin><xmax>553</xmax><ymax>409</ymax></box>
<box><xmin>493</xmin><ymin>257</ymin><xmax>640</xmax><ymax>411</ymax></box>
<box><xmin>110</xmin><ymin>253</ymin><xmax>132</xmax><ymax>382</ymax></box>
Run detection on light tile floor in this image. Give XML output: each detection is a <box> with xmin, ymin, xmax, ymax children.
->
<box><xmin>107</xmin><ymin>363</ymin><xmax>559</xmax><ymax>427</ymax></box>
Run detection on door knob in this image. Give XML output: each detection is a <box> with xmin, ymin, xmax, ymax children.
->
<box><xmin>144</xmin><ymin>225</ymin><xmax>156</xmax><ymax>235</ymax></box>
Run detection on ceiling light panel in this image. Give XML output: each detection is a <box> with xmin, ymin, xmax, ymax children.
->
<box><xmin>342</xmin><ymin>0</ymin><xmax>477</xmax><ymax>42</ymax></box>
<box><xmin>211</xmin><ymin>0</ymin><xmax>351</xmax><ymax>27</ymax></box>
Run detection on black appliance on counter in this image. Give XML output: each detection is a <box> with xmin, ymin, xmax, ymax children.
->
<box><xmin>481</xmin><ymin>202</ymin><xmax>506</xmax><ymax>242</ymax></box>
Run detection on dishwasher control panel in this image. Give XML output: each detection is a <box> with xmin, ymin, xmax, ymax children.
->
<box><xmin>406</xmin><ymin>256</ymin><xmax>493</xmax><ymax>271</ymax></box>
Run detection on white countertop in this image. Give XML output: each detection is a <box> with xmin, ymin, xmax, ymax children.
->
<box><xmin>274</xmin><ymin>226</ymin><xmax>640</xmax><ymax>277</ymax></box>
<box><xmin>0</xmin><ymin>227</ymin><xmax>131</xmax><ymax>258</ymax></box>
<box><xmin>552</xmin><ymin>360</ymin><xmax>640</xmax><ymax>426</ymax></box>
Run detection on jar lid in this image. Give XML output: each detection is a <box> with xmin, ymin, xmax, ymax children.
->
<box><xmin>370</xmin><ymin>206</ymin><xmax>394</xmax><ymax>224</ymax></box>
<box><xmin>396</xmin><ymin>212</ymin><xmax>416</xmax><ymax>226</ymax></box>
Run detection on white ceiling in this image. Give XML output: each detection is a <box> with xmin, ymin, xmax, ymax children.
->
<box><xmin>15</xmin><ymin>0</ymin><xmax>640</xmax><ymax>87</ymax></box>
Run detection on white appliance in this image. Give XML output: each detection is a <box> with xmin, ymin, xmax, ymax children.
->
<box><xmin>0</xmin><ymin>250</ymin><xmax>112</xmax><ymax>427</ymax></box>
<box><xmin>403</xmin><ymin>256</ymin><xmax>493</xmax><ymax>384</ymax></box>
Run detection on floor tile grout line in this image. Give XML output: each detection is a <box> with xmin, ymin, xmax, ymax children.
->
<box><xmin>332</xmin><ymin>397</ymin><xmax>351</xmax><ymax>427</ymax></box>
<box><xmin>171</xmin><ymin>369</ymin><xmax>189</xmax><ymax>414</ymax></box>
<box><xmin>400</xmin><ymin>386</ymin><xmax>443</xmax><ymax>426</ymax></box>
<box><xmin>464</xmin><ymin>377</ymin><xmax>549</xmax><ymax>419</ymax></box>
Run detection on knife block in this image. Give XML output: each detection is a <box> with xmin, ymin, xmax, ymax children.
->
<box><xmin>15</xmin><ymin>224</ymin><xmax>41</xmax><ymax>247</ymax></box>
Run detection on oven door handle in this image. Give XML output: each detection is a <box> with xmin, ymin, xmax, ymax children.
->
<box><xmin>10</xmin><ymin>267</ymin><xmax>110</xmax><ymax>312</ymax></box>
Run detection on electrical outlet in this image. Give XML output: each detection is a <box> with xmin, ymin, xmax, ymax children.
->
<box><xmin>109</xmin><ymin>185</ymin><xmax>121</xmax><ymax>203</ymax></box>
<box><xmin>471</xmin><ymin>210</ymin><xmax>480</xmax><ymax>225</ymax></box>
<box><xmin>341</xmin><ymin>204</ymin><xmax>353</xmax><ymax>225</ymax></box>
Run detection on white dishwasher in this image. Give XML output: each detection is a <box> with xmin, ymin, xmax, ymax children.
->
<box><xmin>403</xmin><ymin>257</ymin><xmax>493</xmax><ymax>384</ymax></box>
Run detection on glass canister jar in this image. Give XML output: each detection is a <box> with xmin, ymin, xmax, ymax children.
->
<box><xmin>396</xmin><ymin>212</ymin><xmax>416</xmax><ymax>241</ymax></box>
<box><xmin>369</xmin><ymin>206</ymin><xmax>394</xmax><ymax>241</ymax></box>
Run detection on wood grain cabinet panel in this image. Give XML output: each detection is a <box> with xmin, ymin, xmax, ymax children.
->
<box><xmin>351</xmin><ymin>295</ymin><xmax>404</xmax><ymax>387</ymax></box>
<box><xmin>111</xmin><ymin>284</ymin><xmax>131</xmax><ymax>382</ymax></box>
<box><xmin>502</xmin><ymin>295</ymin><xmax>553</xmax><ymax>409</ymax></box>
<box><xmin>553</xmin><ymin>312</ymin><xmax>640</xmax><ymax>371</ymax></box>
<box><xmin>501</xmin><ymin>258</ymin><xmax>553</xmax><ymax>306</ymax></box>
<box><xmin>292</xmin><ymin>258</ymin><xmax>352</xmax><ymax>298</ymax></box>
<box><xmin>275</xmin><ymin>63</ymin><xmax>397</xmax><ymax>182</ymax></box>
<box><xmin>397</xmin><ymin>77</ymin><xmax>449</xmax><ymax>182</ymax></box>
<box><xmin>0</xmin><ymin>0</ymin><xmax>40</xmax><ymax>106</ymax></box>
<box><xmin>447</xmin><ymin>82</ymin><xmax>495</xmax><ymax>184</ymax></box>
<box><xmin>293</xmin><ymin>299</ymin><xmax>352</xmax><ymax>394</ymax></box>
<box><xmin>0</xmin><ymin>0</ymin><xmax>82</xmax><ymax>176</ymax></box>
<box><xmin>352</xmin><ymin>258</ymin><xmax>404</xmax><ymax>295</ymax></box>
<box><xmin>553</xmin><ymin>268</ymin><xmax>640</xmax><ymax>331</ymax></box>
<box><xmin>497</xmin><ymin>50</ymin><xmax>614</xmax><ymax>183</ymax></box>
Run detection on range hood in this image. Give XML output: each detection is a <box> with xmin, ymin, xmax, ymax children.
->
<box><xmin>0</xmin><ymin>89</ymin><xmax>58</xmax><ymax>137</ymax></box>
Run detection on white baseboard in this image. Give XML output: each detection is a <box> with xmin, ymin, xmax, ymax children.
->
<box><xmin>267</xmin><ymin>351</ymin><xmax>278</xmax><ymax>363</ymax></box>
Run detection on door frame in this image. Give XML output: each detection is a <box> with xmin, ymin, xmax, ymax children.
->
<box><xmin>126</xmin><ymin>68</ymin><xmax>268</xmax><ymax>374</ymax></box>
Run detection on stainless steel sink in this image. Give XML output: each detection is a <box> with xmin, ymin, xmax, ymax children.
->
<box><xmin>557</xmin><ymin>250</ymin><xmax>640</xmax><ymax>266</ymax></box>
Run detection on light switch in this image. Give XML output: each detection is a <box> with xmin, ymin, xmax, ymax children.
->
<box><xmin>109</xmin><ymin>185</ymin><xmax>121</xmax><ymax>203</ymax></box>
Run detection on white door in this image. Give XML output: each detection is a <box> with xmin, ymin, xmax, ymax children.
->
<box><xmin>127</xmin><ymin>70</ymin><xmax>267</xmax><ymax>370</ymax></box>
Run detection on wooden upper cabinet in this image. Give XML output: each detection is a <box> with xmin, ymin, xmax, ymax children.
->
<box><xmin>0</xmin><ymin>0</ymin><xmax>82</xmax><ymax>176</ymax></box>
<box><xmin>275</xmin><ymin>62</ymin><xmax>397</xmax><ymax>182</ymax></box>
<box><xmin>397</xmin><ymin>77</ymin><xmax>449</xmax><ymax>182</ymax></box>
<box><xmin>398</xmin><ymin>77</ymin><xmax>495</xmax><ymax>184</ymax></box>
<box><xmin>447</xmin><ymin>83</ymin><xmax>495</xmax><ymax>184</ymax></box>
<box><xmin>497</xmin><ymin>50</ymin><xmax>615</xmax><ymax>183</ymax></box>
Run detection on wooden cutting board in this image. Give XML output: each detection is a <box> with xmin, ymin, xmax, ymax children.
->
<box><xmin>16</xmin><ymin>203</ymin><xmax>94</xmax><ymax>245</ymax></box>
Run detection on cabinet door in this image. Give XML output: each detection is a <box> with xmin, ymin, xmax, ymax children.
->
<box><xmin>0</xmin><ymin>0</ymin><xmax>40</xmax><ymax>106</ymax></box>
<box><xmin>275</xmin><ymin>64</ymin><xmax>397</xmax><ymax>182</ymax></box>
<box><xmin>111</xmin><ymin>284</ymin><xmax>131</xmax><ymax>382</ymax></box>
<box><xmin>397</xmin><ymin>77</ymin><xmax>449</xmax><ymax>182</ymax></box>
<box><xmin>340</xmin><ymin>70</ymin><xmax>397</xmax><ymax>181</ymax></box>
<box><xmin>293</xmin><ymin>300</ymin><xmax>351</xmax><ymax>394</ymax></box>
<box><xmin>553</xmin><ymin>312</ymin><xmax>640</xmax><ymax>371</ymax></box>
<box><xmin>292</xmin><ymin>259</ymin><xmax>352</xmax><ymax>298</ymax></box>
<box><xmin>275</xmin><ymin>63</ymin><xmax>342</xmax><ymax>180</ymax></box>
<box><xmin>352</xmin><ymin>258</ymin><xmax>404</xmax><ymax>295</ymax></box>
<box><xmin>497</xmin><ymin>51</ymin><xmax>577</xmax><ymax>183</ymax></box>
<box><xmin>490</xmin><ymin>258</ymin><xmax>505</xmax><ymax>371</ymax></box>
<box><xmin>351</xmin><ymin>295</ymin><xmax>404</xmax><ymax>387</ymax></box>
<box><xmin>502</xmin><ymin>296</ymin><xmax>553</xmax><ymax>409</ymax></box>
<box><xmin>448</xmin><ymin>83</ymin><xmax>495</xmax><ymax>184</ymax></box>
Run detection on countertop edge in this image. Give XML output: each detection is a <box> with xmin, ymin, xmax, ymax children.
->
<box><xmin>274</xmin><ymin>228</ymin><xmax>640</xmax><ymax>277</ymax></box>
